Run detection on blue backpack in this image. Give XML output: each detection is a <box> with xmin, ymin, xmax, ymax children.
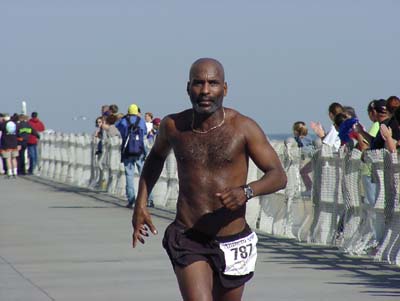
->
<box><xmin>122</xmin><ymin>116</ymin><xmax>145</xmax><ymax>156</ymax></box>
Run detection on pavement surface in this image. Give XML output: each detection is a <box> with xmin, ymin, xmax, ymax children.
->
<box><xmin>1</xmin><ymin>175</ymin><xmax>400</xmax><ymax>301</ymax></box>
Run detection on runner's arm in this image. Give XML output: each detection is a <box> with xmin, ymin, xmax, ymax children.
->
<box><xmin>244</xmin><ymin>117</ymin><xmax>287</xmax><ymax>197</ymax></box>
<box><xmin>132</xmin><ymin>117</ymin><xmax>172</xmax><ymax>247</ymax></box>
<box><xmin>217</xmin><ymin>117</ymin><xmax>287</xmax><ymax>211</ymax></box>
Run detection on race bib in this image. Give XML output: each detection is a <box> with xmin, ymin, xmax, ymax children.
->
<box><xmin>219</xmin><ymin>231</ymin><xmax>258</xmax><ymax>276</ymax></box>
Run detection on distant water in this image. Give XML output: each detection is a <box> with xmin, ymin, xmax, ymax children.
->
<box><xmin>267</xmin><ymin>133</ymin><xmax>318</xmax><ymax>142</ymax></box>
<box><xmin>268</xmin><ymin>133</ymin><xmax>292</xmax><ymax>141</ymax></box>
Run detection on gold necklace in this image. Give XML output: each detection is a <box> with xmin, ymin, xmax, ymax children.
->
<box><xmin>191</xmin><ymin>108</ymin><xmax>226</xmax><ymax>134</ymax></box>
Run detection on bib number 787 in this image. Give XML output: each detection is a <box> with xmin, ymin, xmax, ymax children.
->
<box><xmin>231</xmin><ymin>244</ymin><xmax>253</xmax><ymax>260</ymax></box>
<box><xmin>219</xmin><ymin>231</ymin><xmax>258</xmax><ymax>276</ymax></box>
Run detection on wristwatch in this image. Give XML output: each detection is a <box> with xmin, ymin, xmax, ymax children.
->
<box><xmin>243</xmin><ymin>184</ymin><xmax>254</xmax><ymax>200</ymax></box>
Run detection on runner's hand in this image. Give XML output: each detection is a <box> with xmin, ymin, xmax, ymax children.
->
<box><xmin>132</xmin><ymin>207</ymin><xmax>157</xmax><ymax>248</ymax></box>
<box><xmin>216</xmin><ymin>187</ymin><xmax>247</xmax><ymax>211</ymax></box>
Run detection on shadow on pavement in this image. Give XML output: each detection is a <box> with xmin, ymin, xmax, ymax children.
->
<box><xmin>21</xmin><ymin>176</ymin><xmax>400</xmax><ymax>297</ymax></box>
<box><xmin>257</xmin><ymin>234</ymin><xmax>400</xmax><ymax>297</ymax></box>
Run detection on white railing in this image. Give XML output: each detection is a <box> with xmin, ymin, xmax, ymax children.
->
<box><xmin>36</xmin><ymin>132</ymin><xmax>400</xmax><ymax>266</ymax></box>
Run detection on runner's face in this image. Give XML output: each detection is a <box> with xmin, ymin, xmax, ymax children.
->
<box><xmin>187</xmin><ymin>62</ymin><xmax>227</xmax><ymax>115</ymax></box>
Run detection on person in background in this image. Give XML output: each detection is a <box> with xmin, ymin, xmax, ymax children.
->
<box><xmin>0</xmin><ymin>114</ymin><xmax>19</xmax><ymax>178</ymax></box>
<box><xmin>357</xmin><ymin>100</ymin><xmax>379</xmax><ymax>205</ymax></box>
<box><xmin>381</xmin><ymin>104</ymin><xmax>400</xmax><ymax>153</ymax></box>
<box><xmin>94</xmin><ymin>116</ymin><xmax>104</xmax><ymax>157</ymax></box>
<box><xmin>146</xmin><ymin>117</ymin><xmax>161</xmax><ymax>148</ymax></box>
<box><xmin>292</xmin><ymin>121</ymin><xmax>313</xmax><ymax>149</ymax></box>
<box><xmin>144</xmin><ymin>112</ymin><xmax>154</xmax><ymax>135</ymax></box>
<box><xmin>17</xmin><ymin>114</ymin><xmax>39</xmax><ymax>175</ymax></box>
<box><xmin>343</xmin><ymin>106</ymin><xmax>357</xmax><ymax>119</ymax></box>
<box><xmin>102</xmin><ymin>114</ymin><xmax>121</xmax><ymax>138</ymax></box>
<box><xmin>27</xmin><ymin>111</ymin><xmax>45</xmax><ymax>175</ymax></box>
<box><xmin>115</xmin><ymin>103</ymin><xmax>148</xmax><ymax>208</ymax></box>
<box><xmin>333</xmin><ymin>112</ymin><xmax>362</xmax><ymax>150</ymax></box>
<box><xmin>368</xmin><ymin>99</ymin><xmax>400</xmax><ymax>150</ymax></box>
<box><xmin>0</xmin><ymin>113</ymin><xmax>7</xmax><ymax>174</ymax></box>
<box><xmin>101</xmin><ymin>105</ymin><xmax>110</xmax><ymax>117</ymax></box>
<box><xmin>109</xmin><ymin>104</ymin><xmax>119</xmax><ymax>116</ymax></box>
<box><xmin>292</xmin><ymin>121</ymin><xmax>314</xmax><ymax>193</ymax></box>
<box><xmin>386</xmin><ymin>96</ymin><xmax>400</xmax><ymax>116</ymax></box>
<box><xmin>310</xmin><ymin>102</ymin><xmax>343</xmax><ymax>151</ymax></box>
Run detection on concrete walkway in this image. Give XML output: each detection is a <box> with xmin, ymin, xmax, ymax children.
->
<box><xmin>1</xmin><ymin>176</ymin><xmax>399</xmax><ymax>301</ymax></box>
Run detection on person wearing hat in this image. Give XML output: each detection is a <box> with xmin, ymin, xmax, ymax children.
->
<box><xmin>145</xmin><ymin>117</ymin><xmax>161</xmax><ymax>149</ymax></box>
<box><xmin>115</xmin><ymin>103</ymin><xmax>148</xmax><ymax>208</ymax></box>
<box><xmin>367</xmin><ymin>99</ymin><xmax>400</xmax><ymax>150</ymax></box>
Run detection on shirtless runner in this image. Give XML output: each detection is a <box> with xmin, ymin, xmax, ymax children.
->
<box><xmin>132</xmin><ymin>58</ymin><xmax>287</xmax><ymax>301</ymax></box>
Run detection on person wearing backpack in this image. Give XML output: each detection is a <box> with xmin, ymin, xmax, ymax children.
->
<box><xmin>115</xmin><ymin>103</ymin><xmax>148</xmax><ymax>208</ymax></box>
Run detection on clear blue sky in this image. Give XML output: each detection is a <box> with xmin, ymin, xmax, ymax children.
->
<box><xmin>1</xmin><ymin>0</ymin><xmax>399</xmax><ymax>136</ymax></box>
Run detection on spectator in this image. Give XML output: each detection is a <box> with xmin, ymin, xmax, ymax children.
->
<box><xmin>102</xmin><ymin>114</ymin><xmax>121</xmax><ymax>138</ymax></box>
<box><xmin>27</xmin><ymin>111</ymin><xmax>45</xmax><ymax>175</ymax></box>
<box><xmin>115</xmin><ymin>103</ymin><xmax>148</xmax><ymax>208</ymax></box>
<box><xmin>380</xmin><ymin>96</ymin><xmax>400</xmax><ymax>152</ymax></box>
<box><xmin>146</xmin><ymin>117</ymin><xmax>161</xmax><ymax>150</ymax></box>
<box><xmin>381</xmin><ymin>106</ymin><xmax>400</xmax><ymax>153</ymax></box>
<box><xmin>101</xmin><ymin>105</ymin><xmax>110</xmax><ymax>117</ymax></box>
<box><xmin>17</xmin><ymin>114</ymin><xmax>39</xmax><ymax>175</ymax></box>
<box><xmin>292</xmin><ymin>121</ymin><xmax>313</xmax><ymax>150</ymax></box>
<box><xmin>292</xmin><ymin>121</ymin><xmax>314</xmax><ymax>193</ymax></box>
<box><xmin>94</xmin><ymin>116</ymin><xmax>104</xmax><ymax>156</ymax></box>
<box><xmin>333</xmin><ymin>112</ymin><xmax>360</xmax><ymax>149</ymax></box>
<box><xmin>369</xmin><ymin>99</ymin><xmax>400</xmax><ymax>150</ymax></box>
<box><xmin>311</xmin><ymin>102</ymin><xmax>343</xmax><ymax>151</ymax></box>
<box><xmin>343</xmin><ymin>106</ymin><xmax>357</xmax><ymax>119</ymax></box>
<box><xmin>109</xmin><ymin>104</ymin><xmax>119</xmax><ymax>115</ymax></box>
<box><xmin>144</xmin><ymin>112</ymin><xmax>154</xmax><ymax>134</ymax></box>
<box><xmin>0</xmin><ymin>113</ymin><xmax>6</xmax><ymax>174</ymax></box>
<box><xmin>386</xmin><ymin>96</ymin><xmax>400</xmax><ymax>115</ymax></box>
<box><xmin>354</xmin><ymin>99</ymin><xmax>397</xmax><ymax>211</ymax></box>
<box><xmin>354</xmin><ymin>100</ymin><xmax>380</xmax><ymax>151</ymax></box>
<box><xmin>0</xmin><ymin>114</ymin><xmax>19</xmax><ymax>178</ymax></box>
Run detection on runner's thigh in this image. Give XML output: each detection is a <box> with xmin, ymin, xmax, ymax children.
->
<box><xmin>175</xmin><ymin>260</ymin><xmax>214</xmax><ymax>301</ymax></box>
<box><xmin>213</xmin><ymin>283</ymin><xmax>245</xmax><ymax>301</ymax></box>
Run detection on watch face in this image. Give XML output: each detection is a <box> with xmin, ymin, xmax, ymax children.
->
<box><xmin>244</xmin><ymin>186</ymin><xmax>253</xmax><ymax>199</ymax></box>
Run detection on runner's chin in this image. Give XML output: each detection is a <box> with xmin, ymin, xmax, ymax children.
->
<box><xmin>193</xmin><ymin>103</ymin><xmax>217</xmax><ymax>115</ymax></box>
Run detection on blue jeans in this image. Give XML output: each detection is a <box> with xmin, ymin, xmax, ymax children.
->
<box><xmin>123</xmin><ymin>155</ymin><xmax>145</xmax><ymax>205</ymax></box>
<box><xmin>27</xmin><ymin>144</ymin><xmax>38</xmax><ymax>174</ymax></box>
<box><xmin>362</xmin><ymin>175</ymin><xmax>378</xmax><ymax>206</ymax></box>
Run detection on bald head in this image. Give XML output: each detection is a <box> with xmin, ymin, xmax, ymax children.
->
<box><xmin>189</xmin><ymin>58</ymin><xmax>225</xmax><ymax>82</ymax></box>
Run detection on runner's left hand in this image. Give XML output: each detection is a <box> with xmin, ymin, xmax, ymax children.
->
<box><xmin>215</xmin><ymin>187</ymin><xmax>247</xmax><ymax>211</ymax></box>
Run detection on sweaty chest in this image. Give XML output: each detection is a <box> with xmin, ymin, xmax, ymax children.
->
<box><xmin>173</xmin><ymin>131</ymin><xmax>241</xmax><ymax>168</ymax></box>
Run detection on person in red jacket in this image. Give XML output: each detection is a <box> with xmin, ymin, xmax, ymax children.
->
<box><xmin>27</xmin><ymin>112</ymin><xmax>45</xmax><ymax>174</ymax></box>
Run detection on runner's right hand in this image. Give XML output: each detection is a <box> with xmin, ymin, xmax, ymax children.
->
<box><xmin>132</xmin><ymin>207</ymin><xmax>157</xmax><ymax>248</ymax></box>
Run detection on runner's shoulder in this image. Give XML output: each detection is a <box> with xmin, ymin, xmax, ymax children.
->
<box><xmin>162</xmin><ymin>110</ymin><xmax>192</xmax><ymax>132</ymax></box>
<box><xmin>225</xmin><ymin>107</ymin><xmax>261</xmax><ymax>132</ymax></box>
